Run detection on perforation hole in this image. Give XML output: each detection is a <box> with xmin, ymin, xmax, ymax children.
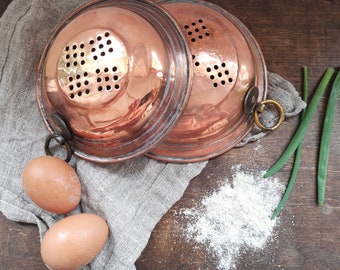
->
<box><xmin>66</xmin><ymin>70</ymin><xmax>97</xmax><ymax>100</ymax></box>
<box><xmin>184</xmin><ymin>19</ymin><xmax>210</xmax><ymax>43</ymax></box>
<box><xmin>93</xmin><ymin>66</ymin><xmax>120</xmax><ymax>93</ymax></box>
<box><xmin>205</xmin><ymin>62</ymin><xmax>234</xmax><ymax>88</ymax></box>
<box><xmin>61</xmin><ymin>31</ymin><xmax>125</xmax><ymax>102</ymax></box>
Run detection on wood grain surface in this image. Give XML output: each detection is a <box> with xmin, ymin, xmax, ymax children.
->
<box><xmin>1</xmin><ymin>0</ymin><xmax>339</xmax><ymax>269</ymax></box>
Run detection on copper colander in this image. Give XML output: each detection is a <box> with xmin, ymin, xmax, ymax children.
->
<box><xmin>148</xmin><ymin>0</ymin><xmax>269</xmax><ymax>162</ymax></box>
<box><xmin>36</xmin><ymin>0</ymin><xmax>192</xmax><ymax>162</ymax></box>
<box><xmin>37</xmin><ymin>0</ymin><xmax>283</xmax><ymax>163</ymax></box>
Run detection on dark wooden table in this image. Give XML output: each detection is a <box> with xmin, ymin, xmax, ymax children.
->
<box><xmin>1</xmin><ymin>0</ymin><xmax>339</xmax><ymax>269</ymax></box>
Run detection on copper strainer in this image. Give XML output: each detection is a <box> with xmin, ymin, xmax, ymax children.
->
<box><xmin>37</xmin><ymin>0</ymin><xmax>283</xmax><ymax>163</ymax></box>
<box><xmin>36</xmin><ymin>0</ymin><xmax>193</xmax><ymax>162</ymax></box>
<box><xmin>147</xmin><ymin>0</ymin><xmax>283</xmax><ymax>162</ymax></box>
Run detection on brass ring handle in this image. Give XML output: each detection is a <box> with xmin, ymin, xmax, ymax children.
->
<box><xmin>254</xmin><ymin>100</ymin><xmax>285</xmax><ymax>131</ymax></box>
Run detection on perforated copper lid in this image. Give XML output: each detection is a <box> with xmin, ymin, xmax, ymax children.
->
<box><xmin>36</xmin><ymin>0</ymin><xmax>192</xmax><ymax>162</ymax></box>
<box><xmin>147</xmin><ymin>0</ymin><xmax>267</xmax><ymax>162</ymax></box>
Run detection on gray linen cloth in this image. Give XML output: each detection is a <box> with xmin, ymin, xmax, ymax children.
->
<box><xmin>0</xmin><ymin>0</ymin><xmax>305</xmax><ymax>269</ymax></box>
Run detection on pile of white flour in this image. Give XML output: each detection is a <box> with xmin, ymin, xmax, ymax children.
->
<box><xmin>180</xmin><ymin>165</ymin><xmax>285</xmax><ymax>269</ymax></box>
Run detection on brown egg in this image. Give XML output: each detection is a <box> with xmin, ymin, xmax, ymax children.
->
<box><xmin>22</xmin><ymin>156</ymin><xmax>81</xmax><ymax>214</ymax></box>
<box><xmin>41</xmin><ymin>213</ymin><xmax>109</xmax><ymax>270</ymax></box>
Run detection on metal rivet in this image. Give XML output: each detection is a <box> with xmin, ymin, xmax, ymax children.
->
<box><xmin>243</xmin><ymin>86</ymin><xmax>259</xmax><ymax>115</ymax></box>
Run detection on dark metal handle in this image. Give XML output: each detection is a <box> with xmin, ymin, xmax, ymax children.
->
<box><xmin>44</xmin><ymin>134</ymin><xmax>73</xmax><ymax>163</ymax></box>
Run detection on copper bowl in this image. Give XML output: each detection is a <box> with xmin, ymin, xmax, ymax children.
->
<box><xmin>36</xmin><ymin>0</ymin><xmax>192</xmax><ymax>162</ymax></box>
